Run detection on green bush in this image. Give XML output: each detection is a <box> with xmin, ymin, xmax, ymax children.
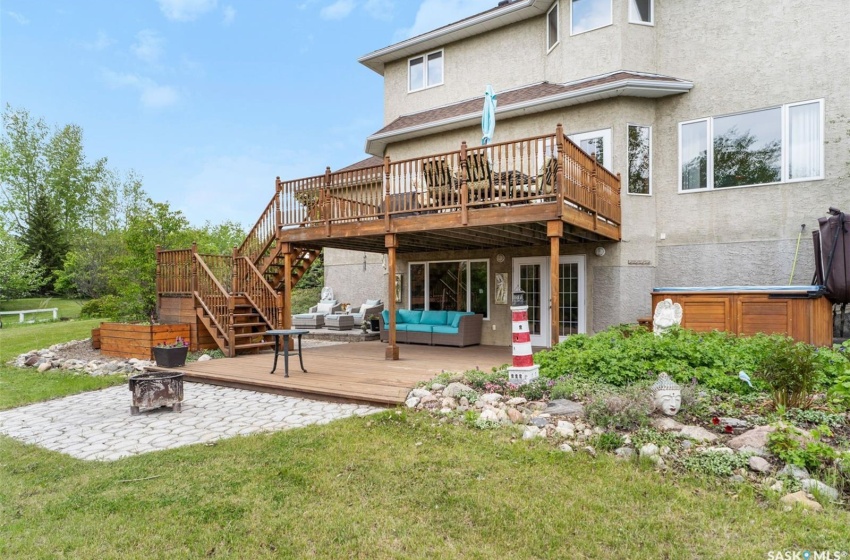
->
<box><xmin>290</xmin><ymin>286</ymin><xmax>322</xmax><ymax>315</ymax></box>
<box><xmin>767</xmin><ymin>424</ymin><xmax>838</xmax><ymax>472</ymax></box>
<box><xmin>755</xmin><ymin>337</ymin><xmax>821</xmax><ymax>409</ymax></box>
<box><xmin>590</xmin><ymin>431</ymin><xmax>625</xmax><ymax>452</ymax></box>
<box><xmin>80</xmin><ymin>295</ymin><xmax>121</xmax><ymax>319</ymax></box>
<box><xmin>584</xmin><ymin>384</ymin><xmax>653</xmax><ymax>430</ymax></box>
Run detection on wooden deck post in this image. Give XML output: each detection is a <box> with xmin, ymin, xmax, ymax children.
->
<box><xmin>275</xmin><ymin>177</ymin><xmax>283</xmax><ymax>230</ymax></box>
<box><xmin>231</xmin><ymin>246</ymin><xmax>239</xmax><ymax>294</ymax></box>
<box><xmin>384</xmin><ymin>156</ymin><xmax>391</xmax><ymax>232</ymax></box>
<box><xmin>385</xmin><ymin>233</ymin><xmax>400</xmax><ymax>360</ymax></box>
<box><xmin>460</xmin><ymin>141</ymin><xmax>469</xmax><ymax>225</ymax></box>
<box><xmin>324</xmin><ymin>166</ymin><xmax>332</xmax><ymax>237</ymax></box>
<box><xmin>548</xmin><ymin>221</ymin><xmax>562</xmax><ymax>348</ymax></box>
<box><xmin>555</xmin><ymin>124</ymin><xmax>565</xmax><ymax>217</ymax></box>
<box><xmin>282</xmin><ymin>242</ymin><xmax>292</xmax><ymax>331</ymax></box>
<box><xmin>155</xmin><ymin>245</ymin><xmax>162</xmax><ymax>318</ymax></box>
<box><xmin>590</xmin><ymin>155</ymin><xmax>599</xmax><ymax>231</ymax></box>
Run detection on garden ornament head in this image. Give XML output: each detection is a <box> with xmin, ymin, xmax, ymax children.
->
<box><xmin>651</xmin><ymin>372</ymin><xmax>682</xmax><ymax>416</ymax></box>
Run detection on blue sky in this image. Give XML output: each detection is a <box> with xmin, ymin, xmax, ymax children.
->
<box><xmin>1</xmin><ymin>0</ymin><xmax>495</xmax><ymax>227</ymax></box>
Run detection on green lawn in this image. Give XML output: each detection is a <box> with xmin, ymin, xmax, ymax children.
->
<box><xmin>1</xmin><ymin>323</ymin><xmax>848</xmax><ymax>557</ymax></box>
<box><xmin>0</xmin><ymin>297</ymin><xmax>88</xmax><ymax>327</ymax></box>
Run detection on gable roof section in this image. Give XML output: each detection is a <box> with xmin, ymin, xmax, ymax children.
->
<box><xmin>359</xmin><ymin>0</ymin><xmax>552</xmax><ymax>75</ymax></box>
<box><xmin>336</xmin><ymin>156</ymin><xmax>383</xmax><ymax>173</ymax></box>
<box><xmin>365</xmin><ymin>71</ymin><xmax>694</xmax><ymax>156</ymax></box>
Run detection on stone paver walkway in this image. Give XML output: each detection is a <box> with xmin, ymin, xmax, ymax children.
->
<box><xmin>0</xmin><ymin>383</ymin><xmax>383</xmax><ymax>461</ymax></box>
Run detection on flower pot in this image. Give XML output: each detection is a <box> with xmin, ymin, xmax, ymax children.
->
<box><xmin>152</xmin><ymin>346</ymin><xmax>189</xmax><ymax>368</ymax></box>
<box><xmin>370</xmin><ymin>318</ymin><xmax>380</xmax><ymax>332</ymax></box>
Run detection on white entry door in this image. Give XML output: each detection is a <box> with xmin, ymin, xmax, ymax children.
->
<box><xmin>513</xmin><ymin>255</ymin><xmax>586</xmax><ymax>347</ymax></box>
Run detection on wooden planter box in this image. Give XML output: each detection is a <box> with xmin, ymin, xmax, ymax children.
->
<box><xmin>97</xmin><ymin>322</ymin><xmax>192</xmax><ymax>360</ymax></box>
<box><xmin>652</xmin><ymin>286</ymin><xmax>832</xmax><ymax>347</ymax></box>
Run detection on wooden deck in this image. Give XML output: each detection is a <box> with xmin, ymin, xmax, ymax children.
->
<box><xmin>150</xmin><ymin>342</ymin><xmax>513</xmax><ymax>406</ymax></box>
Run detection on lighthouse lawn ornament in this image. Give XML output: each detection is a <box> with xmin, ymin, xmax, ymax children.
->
<box><xmin>508</xmin><ymin>287</ymin><xmax>540</xmax><ymax>386</ymax></box>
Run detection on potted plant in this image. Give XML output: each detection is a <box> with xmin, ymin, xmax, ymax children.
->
<box><xmin>369</xmin><ymin>315</ymin><xmax>380</xmax><ymax>332</ymax></box>
<box><xmin>152</xmin><ymin>337</ymin><xmax>189</xmax><ymax>368</ymax></box>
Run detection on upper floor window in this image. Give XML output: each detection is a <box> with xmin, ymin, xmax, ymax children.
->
<box><xmin>409</xmin><ymin>50</ymin><xmax>443</xmax><ymax>92</ymax></box>
<box><xmin>629</xmin><ymin>0</ymin><xmax>653</xmax><ymax>25</ymax></box>
<box><xmin>569</xmin><ymin>128</ymin><xmax>612</xmax><ymax>171</ymax></box>
<box><xmin>627</xmin><ymin>124</ymin><xmax>651</xmax><ymax>195</ymax></box>
<box><xmin>571</xmin><ymin>0</ymin><xmax>612</xmax><ymax>36</ymax></box>
<box><xmin>679</xmin><ymin>99</ymin><xmax>824</xmax><ymax>192</ymax></box>
<box><xmin>547</xmin><ymin>3</ymin><xmax>559</xmax><ymax>51</ymax></box>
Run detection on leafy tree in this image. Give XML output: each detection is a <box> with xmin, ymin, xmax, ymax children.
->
<box><xmin>19</xmin><ymin>191</ymin><xmax>69</xmax><ymax>293</ymax></box>
<box><xmin>0</xmin><ymin>226</ymin><xmax>44</xmax><ymax>301</ymax></box>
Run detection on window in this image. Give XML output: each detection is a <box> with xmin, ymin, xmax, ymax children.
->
<box><xmin>570</xmin><ymin>0</ymin><xmax>612</xmax><ymax>35</ymax></box>
<box><xmin>547</xmin><ymin>3</ymin><xmax>559</xmax><ymax>51</ymax></box>
<box><xmin>629</xmin><ymin>0</ymin><xmax>653</xmax><ymax>25</ymax></box>
<box><xmin>678</xmin><ymin>100</ymin><xmax>823</xmax><ymax>192</ymax></box>
<box><xmin>408</xmin><ymin>50</ymin><xmax>443</xmax><ymax>92</ymax></box>
<box><xmin>409</xmin><ymin>259</ymin><xmax>489</xmax><ymax>318</ymax></box>
<box><xmin>568</xmin><ymin>128</ymin><xmax>612</xmax><ymax>170</ymax></box>
<box><xmin>627</xmin><ymin>125</ymin><xmax>651</xmax><ymax>195</ymax></box>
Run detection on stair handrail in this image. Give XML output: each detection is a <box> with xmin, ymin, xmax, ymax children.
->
<box><xmin>194</xmin><ymin>253</ymin><xmax>232</xmax><ymax>340</ymax></box>
<box><xmin>238</xmin><ymin>190</ymin><xmax>280</xmax><ymax>264</ymax></box>
<box><xmin>234</xmin><ymin>256</ymin><xmax>279</xmax><ymax>329</ymax></box>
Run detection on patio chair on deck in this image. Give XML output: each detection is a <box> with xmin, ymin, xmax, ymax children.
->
<box><xmin>292</xmin><ymin>287</ymin><xmax>342</xmax><ymax>328</ymax></box>
<box><xmin>465</xmin><ymin>152</ymin><xmax>495</xmax><ymax>201</ymax></box>
<box><xmin>423</xmin><ymin>159</ymin><xmax>458</xmax><ymax>207</ymax></box>
<box><xmin>350</xmin><ymin>299</ymin><xmax>384</xmax><ymax>324</ymax></box>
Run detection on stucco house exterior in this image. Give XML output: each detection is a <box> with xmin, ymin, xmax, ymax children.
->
<box><xmin>321</xmin><ymin>0</ymin><xmax>849</xmax><ymax>348</ymax></box>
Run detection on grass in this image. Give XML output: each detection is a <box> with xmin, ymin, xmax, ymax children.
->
<box><xmin>0</xmin><ymin>318</ymin><xmax>124</xmax><ymax>410</ymax></box>
<box><xmin>0</xmin><ymin>296</ymin><xmax>88</xmax><ymax>323</ymax></box>
<box><xmin>1</xmin><ymin>411</ymin><xmax>848</xmax><ymax>558</ymax></box>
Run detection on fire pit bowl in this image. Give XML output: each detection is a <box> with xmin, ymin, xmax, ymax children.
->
<box><xmin>129</xmin><ymin>371</ymin><xmax>184</xmax><ymax>415</ymax></box>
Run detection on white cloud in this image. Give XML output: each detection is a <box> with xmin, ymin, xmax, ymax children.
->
<box><xmin>131</xmin><ymin>30</ymin><xmax>165</xmax><ymax>64</ymax></box>
<box><xmin>363</xmin><ymin>0</ymin><xmax>394</xmax><ymax>20</ymax></box>
<box><xmin>80</xmin><ymin>31</ymin><xmax>114</xmax><ymax>51</ymax></box>
<box><xmin>7</xmin><ymin>11</ymin><xmax>29</xmax><ymax>25</ymax></box>
<box><xmin>222</xmin><ymin>5</ymin><xmax>236</xmax><ymax>24</ymax></box>
<box><xmin>394</xmin><ymin>0</ymin><xmax>493</xmax><ymax>40</ymax></box>
<box><xmin>102</xmin><ymin>70</ymin><xmax>180</xmax><ymax>109</ymax></box>
<box><xmin>157</xmin><ymin>0</ymin><xmax>217</xmax><ymax>21</ymax></box>
<box><xmin>320</xmin><ymin>0</ymin><xmax>356</xmax><ymax>20</ymax></box>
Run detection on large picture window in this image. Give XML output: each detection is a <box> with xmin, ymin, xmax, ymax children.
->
<box><xmin>627</xmin><ymin>124</ymin><xmax>651</xmax><ymax>195</ymax></box>
<box><xmin>571</xmin><ymin>0</ymin><xmax>612</xmax><ymax>36</ymax></box>
<box><xmin>679</xmin><ymin>99</ymin><xmax>823</xmax><ymax>192</ymax></box>
<box><xmin>408</xmin><ymin>50</ymin><xmax>443</xmax><ymax>92</ymax></box>
<box><xmin>409</xmin><ymin>259</ymin><xmax>489</xmax><ymax>318</ymax></box>
<box><xmin>568</xmin><ymin>128</ymin><xmax>612</xmax><ymax>171</ymax></box>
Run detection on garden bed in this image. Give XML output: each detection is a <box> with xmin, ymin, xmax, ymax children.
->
<box><xmin>97</xmin><ymin>322</ymin><xmax>191</xmax><ymax>360</ymax></box>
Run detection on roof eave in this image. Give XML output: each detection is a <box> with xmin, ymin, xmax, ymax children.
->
<box><xmin>364</xmin><ymin>79</ymin><xmax>693</xmax><ymax>156</ymax></box>
<box><xmin>358</xmin><ymin>0</ymin><xmax>550</xmax><ymax>75</ymax></box>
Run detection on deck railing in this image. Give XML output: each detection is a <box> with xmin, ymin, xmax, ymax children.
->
<box><xmin>194</xmin><ymin>253</ymin><xmax>232</xmax><ymax>344</ymax></box>
<box><xmin>276</xmin><ymin>126</ymin><xmax>620</xmax><ymax>231</ymax></box>
<box><xmin>156</xmin><ymin>248</ymin><xmax>193</xmax><ymax>294</ymax></box>
<box><xmin>234</xmin><ymin>256</ymin><xmax>279</xmax><ymax>328</ymax></box>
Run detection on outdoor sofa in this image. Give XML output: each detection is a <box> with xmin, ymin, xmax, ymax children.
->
<box><xmin>379</xmin><ymin>309</ymin><xmax>483</xmax><ymax>347</ymax></box>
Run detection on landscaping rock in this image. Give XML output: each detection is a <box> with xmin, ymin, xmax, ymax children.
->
<box><xmin>770</xmin><ymin>480</ymin><xmax>784</xmax><ymax>492</ymax></box>
<box><xmin>441</xmin><ymin>397</ymin><xmax>457</xmax><ymax>409</ymax></box>
<box><xmin>405</xmin><ymin>397</ymin><xmax>420</xmax><ymax>408</ymax></box>
<box><xmin>419</xmin><ymin>394</ymin><xmax>438</xmax><ymax>405</ymax></box>
<box><xmin>443</xmin><ymin>382</ymin><xmax>474</xmax><ymax>398</ymax></box>
<box><xmin>480</xmin><ymin>408</ymin><xmax>500</xmax><ymax>423</ymax></box>
<box><xmin>647</xmin><ymin>455</ymin><xmax>664</xmax><ymax>467</ymax></box>
<box><xmin>727</xmin><ymin>425</ymin><xmax>775</xmax><ymax>453</ymax></box>
<box><xmin>680</xmin><ymin>440</ymin><xmax>693</xmax><ymax>450</ymax></box>
<box><xmin>506</xmin><ymin>397</ymin><xmax>527</xmax><ymax>406</ymax></box>
<box><xmin>736</xmin><ymin>445</ymin><xmax>770</xmax><ymax>458</ymax></box>
<box><xmin>615</xmin><ymin>447</ymin><xmax>634</xmax><ymax>459</ymax></box>
<box><xmin>559</xmin><ymin>443</ymin><xmax>573</xmax><ymax>453</ymax></box>
<box><xmin>660</xmin><ymin>446</ymin><xmax>671</xmax><ymax>456</ymax></box>
<box><xmin>640</xmin><ymin>443</ymin><xmax>659</xmax><ymax>457</ymax></box>
<box><xmin>409</xmin><ymin>388</ymin><xmax>431</xmax><ymax>399</ymax></box>
<box><xmin>545</xmin><ymin>399</ymin><xmax>584</xmax><ymax>417</ymax></box>
<box><xmin>651</xmin><ymin>417</ymin><xmax>685</xmax><ymax>432</ymax></box>
<box><xmin>430</xmin><ymin>383</ymin><xmax>446</xmax><ymax>391</ymax></box>
<box><xmin>554</xmin><ymin>420</ymin><xmax>575</xmax><ymax>438</ymax></box>
<box><xmin>507</xmin><ymin>408</ymin><xmax>525</xmax><ymax>424</ymax></box>
<box><xmin>801</xmin><ymin>479</ymin><xmax>839</xmax><ymax>501</ymax></box>
<box><xmin>527</xmin><ymin>401</ymin><xmax>547</xmax><ymax>411</ymax></box>
<box><xmin>680</xmin><ymin>425</ymin><xmax>719</xmax><ymax>443</ymax></box>
<box><xmin>778</xmin><ymin>464</ymin><xmax>810</xmax><ymax>481</ymax></box>
<box><xmin>197</xmin><ymin>354</ymin><xmax>212</xmax><ymax>362</ymax></box>
<box><xmin>748</xmin><ymin>456</ymin><xmax>772</xmax><ymax>473</ymax></box>
<box><xmin>523</xmin><ymin>426</ymin><xmax>543</xmax><ymax>440</ymax></box>
<box><xmin>459</xmin><ymin>397</ymin><xmax>469</xmax><ymax>407</ymax></box>
<box><xmin>24</xmin><ymin>355</ymin><xmax>40</xmax><ymax>367</ymax></box>
<box><xmin>729</xmin><ymin>474</ymin><xmax>746</xmax><ymax>483</ymax></box>
<box><xmin>530</xmin><ymin>417</ymin><xmax>548</xmax><ymax>429</ymax></box>
<box><xmin>719</xmin><ymin>417</ymin><xmax>748</xmax><ymax>428</ymax></box>
<box><xmin>478</xmin><ymin>393</ymin><xmax>503</xmax><ymax>405</ymax></box>
<box><xmin>439</xmin><ymin>408</ymin><xmax>453</xmax><ymax>415</ymax></box>
<box><xmin>583</xmin><ymin>446</ymin><xmax>597</xmax><ymax>457</ymax></box>
<box><xmin>37</xmin><ymin>362</ymin><xmax>53</xmax><ymax>373</ymax></box>
<box><xmin>702</xmin><ymin>446</ymin><xmax>734</xmax><ymax>454</ymax></box>
<box><xmin>780</xmin><ymin>491</ymin><xmax>823</xmax><ymax>512</ymax></box>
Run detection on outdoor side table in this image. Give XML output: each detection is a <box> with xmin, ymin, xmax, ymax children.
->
<box><xmin>266</xmin><ymin>329</ymin><xmax>309</xmax><ymax>377</ymax></box>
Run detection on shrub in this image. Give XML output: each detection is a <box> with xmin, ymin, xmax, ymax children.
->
<box><xmin>549</xmin><ymin>376</ymin><xmax>615</xmax><ymax>401</ymax></box>
<box><xmin>584</xmin><ymin>384</ymin><xmax>653</xmax><ymax>430</ymax></box>
<box><xmin>80</xmin><ymin>295</ymin><xmax>121</xmax><ymax>319</ymax></box>
<box><xmin>590</xmin><ymin>431</ymin><xmax>625</xmax><ymax>452</ymax></box>
<box><xmin>682</xmin><ymin>451</ymin><xmax>750</xmax><ymax>477</ymax></box>
<box><xmin>755</xmin><ymin>337</ymin><xmax>821</xmax><ymax>409</ymax></box>
<box><xmin>767</xmin><ymin>424</ymin><xmax>838</xmax><ymax>472</ymax></box>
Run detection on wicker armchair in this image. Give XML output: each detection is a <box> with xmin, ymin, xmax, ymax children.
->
<box><xmin>465</xmin><ymin>152</ymin><xmax>494</xmax><ymax>201</ymax></box>
<box><xmin>423</xmin><ymin>159</ymin><xmax>458</xmax><ymax>207</ymax></box>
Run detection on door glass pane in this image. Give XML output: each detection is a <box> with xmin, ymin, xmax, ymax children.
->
<box><xmin>410</xmin><ymin>264</ymin><xmax>425</xmax><ymax>310</ymax></box>
<box><xmin>788</xmin><ymin>101</ymin><xmax>821</xmax><ymax>180</ymax></box>
<box><xmin>520</xmin><ymin>264</ymin><xmax>541</xmax><ymax>336</ymax></box>
<box><xmin>559</xmin><ymin>263</ymin><xmax>579</xmax><ymax>336</ymax></box>
<box><xmin>680</xmin><ymin>120</ymin><xmax>707</xmax><ymax>190</ymax></box>
<box><xmin>713</xmin><ymin>107</ymin><xmax>781</xmax><ymax>188</ymax></box>
<box><xmin>428</xmin><ymin>261</ymin><xmax>466</xmax><ymax>311</ymax></box>
<box><xmin>470</xmin><ymin>261</ymin><xmax>488</xmax><ymax>317</ymax></box>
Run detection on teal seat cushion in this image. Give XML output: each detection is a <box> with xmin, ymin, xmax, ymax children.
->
<box><xmin>405</xmin><ymin>324</ymin><xmax>433</xmax><ymax>333</ymax></box>
<box><xmin>431</xmin><ymin>325</ymin><xmax>459</xmax><ymax>335</ymax></box>
<box><xmin>398</xmin><ymin>309</ymin><xmax>423</xmax><ymax>324</ymax></box>
<box><xmin>451</xmin><ymin>311</ymin><xmax>474</xmax><ymax>328</ymax></box>
<box><xmin>381</xmin><ymin>309</ymin><xmax>389</xmax><ymax>324</ymax></box>
<box><xmin>420</xmin><ymin>310</ymin><xmax>448</xmax><ymax>325</ymax></box>
<box><xmin>395</xmin><ymin>324</ymin><xmax>410</xmax><ymax>332</ymax></box>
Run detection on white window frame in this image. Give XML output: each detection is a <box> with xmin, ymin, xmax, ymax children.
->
<box><xmin>677</xmin><ymin>99</ymin><xmax>825</xmax><ymax>193</ymax></box>
<box><xmin>570</xmin><ymin>0</ymin><xmax>613</xmax><ymax>36</ymax></box>
<box><xmin>628</xmin><ymin>0</ymin><xmax>654</xmax><ymax>26</ymax></box>
<box><xmin>407</xmin><ymin>49</ymin><xmax>444</xmax><ymax>93</ymax></box>
<box><xmin>626</xmin><ymin>123</ymin><xmax>652</xmax><ymax>196</ymax></box>
<box><xmin>408</xmin><ymin>258</ymin><xmax>490</xmax><ymax>320</ymax></box>
<box><xmin>568</xmin><ymin>128</ymin><xmax>612</xmax><ymax>171</ymax></box>
<box><xmin>546</xmin><ymin>2</ymin><xmax>560</xmax><ymax>53</ymax></box>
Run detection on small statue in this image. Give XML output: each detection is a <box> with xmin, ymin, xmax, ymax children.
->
<box><xmin>320</xmin><ymin>286</ymin><xmax>335</xmax><ymax>302</ymax></box>
<box><xmin>653</xmin><ymin>298</ymin><xmax>683</xmax><ymax>335</ymax></box>
<box><xmin>360</xmin><ymin>321</ymin><xmax>369</xmax><ymax>334</ymax></box>
<box><xmin>652</xmin><ymin>372</ymin><xmax>682</xmax><ymax>416</ymax></box>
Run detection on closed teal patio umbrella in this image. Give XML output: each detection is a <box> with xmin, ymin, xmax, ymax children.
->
<box><xmin>481</xmin><ymin>85</ymin><xmax>497</xmax><ymax>145</ymax></box>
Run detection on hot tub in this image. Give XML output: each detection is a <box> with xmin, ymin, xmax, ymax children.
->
<box><xmin>651</xmin><ymin>285</ymin><xmax>832</xmax><ymax>346</ymax></box>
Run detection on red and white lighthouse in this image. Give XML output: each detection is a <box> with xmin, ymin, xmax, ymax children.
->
<box><xmin>507</xmin><ymin>289</ymin><xmax>539</xmax><ymax>385</ymax></box>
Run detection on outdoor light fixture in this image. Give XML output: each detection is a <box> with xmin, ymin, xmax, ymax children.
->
<box><xmin>512</xmin><ymin>287</ymin><xmax>526</xmax><ymax>306</ymax></box>
<box><xmin>594</xmin><ymin>246</ymin><xmax>606</xmax><ymax>257</ymax></box>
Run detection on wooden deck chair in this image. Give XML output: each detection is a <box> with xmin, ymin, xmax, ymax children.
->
<box><xmin>465</xmin><ymin>152</ymin><xmax>494</xmax><ymax>201</ymax></box>
<box><xmin>533</xmin><ymin>156</ymin><xmax>558</xmax><ymax>195</ymax></box>
<box><xmin>423</xmin><ymin>159</ymin><xmax>458</xmax><ymax>207</ymax></box>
